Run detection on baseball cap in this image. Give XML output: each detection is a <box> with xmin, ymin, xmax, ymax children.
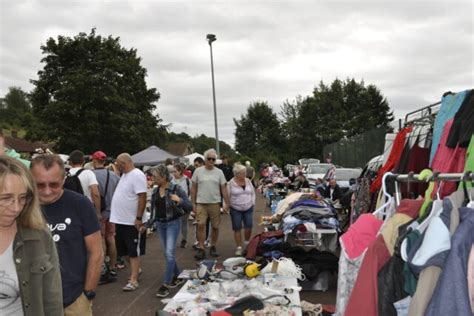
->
<box><xmin>92</xmin><ymin>151</ymin><xmax>107</xmax><ymax>160</ymax></box>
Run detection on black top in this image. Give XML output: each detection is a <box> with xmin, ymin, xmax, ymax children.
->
<box><xmin>446</xmin><ymin>89</ymin><xmax>474</xmax><ymax>148</ymax></box>
<box><xmin>324</xmin><ymin>185</ymin><xmax>343</xmax><ymax>201</ymax></box>
<box><xmin>154</xmin><ymin>192</ymin><xmax>167</xmax><ymax>221</ymax></box>
<box><xmin>41</xmin><ymin>190</ymin><xmax>100</xmax><ymax>307</ymax></box>
<box><xmin>218</xmin><ymin>164</ymin><xmax>233</xmax><ymax>182</ymax></box>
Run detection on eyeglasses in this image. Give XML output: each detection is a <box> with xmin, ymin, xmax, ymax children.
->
<box><xmin>0</xmin><ymin>194</ymin><xmax>32</xmax><ymax>207</ymax></box>
<box><xmin>36</xmin><ymin>182</ymin><xmax>63</xmax><ymax>190</ymax></box>
<box><xmin>207</xmin><ymin>157</ymin><xmax>216</xmax><ymax>162</ymax></box>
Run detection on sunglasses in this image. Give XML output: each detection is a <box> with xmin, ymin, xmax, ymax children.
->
<box><xmin>207</xmin><ymin>157</ymin><xmax>216</xmax><ymax>162</ymax></box>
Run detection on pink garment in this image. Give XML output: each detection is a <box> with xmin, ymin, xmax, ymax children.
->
<box><xmin>431</xmin><ymin>119</ymin><xmax>467</xmax><ymax>197</ymax></box>
<box><xmin>340</xmin><ymin>214</ymin><xmax>383</xmax><ymax>260</ymax></box>
<box><xmin>344</xmin><ymin>235</ymin><xmax>390</xmax><ymax>316</ymax></box>
<box><xmin>468</xmin><ymin>245</ymin><xmax>474</xmax><ymax>312</ymax></box>
<box><xmin>344</xmin><ymin>199</ymin><xmax>421</xmax><ymax>316</ymax></box>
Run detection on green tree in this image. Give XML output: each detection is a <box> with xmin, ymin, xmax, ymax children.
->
<box><xmin>280</xmin><ymin>78</ymin><xmax>393</xmax><ymax>161</ymax></box>
<box><xmin>279</xmin><ymin>98</ymin><xmax>302</xmax><ymax>163</ymax></box>
<box><xmin>28</xmin><ymin>29</ymin><xmax>166</xmax><ymax>156</ymax></box>
<box><xmin>234</xmin><ymin>101</ymin><xmax>284</xmax><ymax>162</ymax></box>
<box><xmin>191</xmin><ymin>134</ymin><xmax>235</xmax><ymax>158</ymax></box>
<box><xmin>0</xmin><ymin>87</ymin><xmax>32</xmax><ymax>129</ymax></box>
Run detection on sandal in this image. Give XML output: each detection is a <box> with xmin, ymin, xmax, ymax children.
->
<box><xmin>122</xmin><ymin>281</ymin><xmax>139</xmax><ymax>292</ymax></box>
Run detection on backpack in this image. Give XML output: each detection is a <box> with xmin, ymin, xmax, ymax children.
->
<box><xmin>185</xmin><ymin>177</ymin><xmax>191</xmax><ymax>196</ymax></box>
<box><xmin>100</xmin><ymin>170</ymin><xmax>110</xmax><ymax>212</ymax></box>
<box><xmin>64</xmin><ymin>168</ymin><xmax>85</xmax><ymax>194</ymax></box>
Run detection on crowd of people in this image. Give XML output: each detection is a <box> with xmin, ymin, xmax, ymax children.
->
<box><xmin>0</xmin><ymin>133</ymin><xmax>259</xmax><ymax>315</ymax></box>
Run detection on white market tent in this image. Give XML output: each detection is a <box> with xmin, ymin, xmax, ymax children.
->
<box><xmin>184</xmin><ymin>152</ymin><xmax>204</xmax><ymax>165</ymax></box>
<box><xmin>131</xmin><ymin>145</ymin><xmax>179</xmax><ymax>167</ymax></box>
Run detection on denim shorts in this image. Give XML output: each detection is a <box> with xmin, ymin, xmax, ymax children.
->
<box><xmin>230</xmin><ymin>207</ymin><xmax>254</xmax><ymax>231</ymax></box>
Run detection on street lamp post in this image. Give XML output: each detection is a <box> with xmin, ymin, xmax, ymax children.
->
<box><xmin>206</xmin><ymin>33</ymin><xmax>220</xmax><ymax>157</ymax></box>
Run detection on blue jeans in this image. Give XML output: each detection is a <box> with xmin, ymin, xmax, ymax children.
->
<box><xmin>155</xmin><ymin>218</ymin><xmax>181</xmax><ymax>284</ymax></box>
<box><xmin>230</xmin><ymin>207</ymin><xmax>254</xmax><ymax>231</ymax></box>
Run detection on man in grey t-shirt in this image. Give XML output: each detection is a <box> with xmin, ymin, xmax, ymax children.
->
<box><xmin>191</xmin><ymin>149</ymin><xmax>230</xmax><ymax>260</ymax></box>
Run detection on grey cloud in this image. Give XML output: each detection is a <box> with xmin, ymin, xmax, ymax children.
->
<box><xmin>1</xmin><ymin>0</ymin><xmax>473</xmax><ymax>148</ymax></box>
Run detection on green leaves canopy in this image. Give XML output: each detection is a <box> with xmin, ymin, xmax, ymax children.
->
<box><xmin>234</xmin><ymin>101</ymin><xmax>284</xmax><ymax>163</ymax></box>
<box><xmin>234</xmin><ymin>78</ymin><xmax>393</xmax><ymax>166</ymax></box>
<box><xmin>29</xmin><ymin>29</ymin><xmax>165</xmax><ymax>156</ymax></box>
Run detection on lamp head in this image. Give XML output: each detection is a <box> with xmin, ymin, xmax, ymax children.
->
<box><xmin>206</xmin><ymin>34</ymin><xmax>216</xmax><ymax>44</ymax></box>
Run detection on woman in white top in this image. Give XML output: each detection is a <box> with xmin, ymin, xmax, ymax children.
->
<box><xmin>227</xmin><ymin>164</ymin><xmax>256</xmax><ymax>256</ymax></box>
<box><xmin>171</xmin><ymin>163</ymin><xmax>191</xmax><ymax>248</ymax></box>
<box><xmin>0</xmin><ymin>156</ymin><xmax>63</xmax><ymax>315</ymax></box>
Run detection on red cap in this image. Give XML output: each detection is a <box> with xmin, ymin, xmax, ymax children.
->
<box><xmin>92</xmin><ymin>151</ymin><xmax>107</xmax><ymax>160</ymax></box>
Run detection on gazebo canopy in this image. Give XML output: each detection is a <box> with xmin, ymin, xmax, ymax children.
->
<box><xmin>131</xmin><ymin>145</ymin><xmax>179</xmax><ymax>167</ymax></box>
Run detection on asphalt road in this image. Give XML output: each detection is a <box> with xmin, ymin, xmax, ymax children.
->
<box><xmin>93</xmin><ymin>191</ymin><xmax>337</xmax><ymax>315</ymax></box>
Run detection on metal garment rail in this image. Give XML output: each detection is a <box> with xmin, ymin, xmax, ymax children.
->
<box><xmin>385</xmin><ymin>172</ymin><xmax>474</xmax><ymax>206</ymax></box>
<box><xmin>387</xmin><ymin>172</ymin><xmax>474</xmax><ymax>182</ymax></box>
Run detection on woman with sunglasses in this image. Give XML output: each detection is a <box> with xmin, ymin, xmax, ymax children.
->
<box><xmin>0</xmin><ymin>156</ymin><xmax>63</xmax><ymax>315</ymax></box>
<box><xmin>146</xmin><ymin>165</ymin><xmax>192</xmax><ymax>298</ymax></box>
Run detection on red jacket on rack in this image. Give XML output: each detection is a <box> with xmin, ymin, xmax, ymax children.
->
<box><xmin>370</xmin><ymin>126</ymin><xmax>413</xmax><ymax>193</ymax></box>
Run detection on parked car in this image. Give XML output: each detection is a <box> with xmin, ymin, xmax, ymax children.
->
<box><xmin>306</xmin><ymin>163</ymin><xmax>334</xmax><ymax>184</ymax></box>
<box><xmin>298</xmin><ymin>158</ymin><xmax>320</xmax><ymax>166</ymax></box>
<box><xmin>325</xmin><ymin>167</ymin><xmax>363</xmax><ymax>192</ymax></box>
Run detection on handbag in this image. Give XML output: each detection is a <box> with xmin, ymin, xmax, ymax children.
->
<box><xmin>170</xmin><ymin>184</ymin><xmax>187</xmax><ymax>217</ymax></box>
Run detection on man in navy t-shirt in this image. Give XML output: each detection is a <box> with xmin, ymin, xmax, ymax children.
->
<box><xmin>31</xmin><ymin>154</ymin><xmax>103</xmax><ymax>315</ymax></box>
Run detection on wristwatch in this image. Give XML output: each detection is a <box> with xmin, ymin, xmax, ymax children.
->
<box><xmin>83</xmin><ymin>290</ymin><xmax>96</xmax><ymax>300</ymax></box>
<box><xmin>136</xmin><ymin>216</ymin><xmax>142</xmax><ymax>220</ymax></box>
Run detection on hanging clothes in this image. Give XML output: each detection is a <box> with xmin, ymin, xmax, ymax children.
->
<box><xmin>467</xmin><ymin>245</ymin><xmax>474</xmax><ymax>313</ymax></box>
<box><xmin>377</xmin><ymin>220</ymin><xmax>416</xmax><ymax>316</ymax></box>
<box><xmin>431</xmin><ymin>119</ymin><xmax>467</xmax><ymax>197</ymax></box>
<box><xmin>352</xmin><ymin>177</ymin><xmax>372</xmax><ymax>223</ymax></box>
<box><xmin>344</xmin><ymin>235</ymin><xmax>390</xmax><ymax>316</ymax></box>
<box><xmin>429</xmin><ymin>90</ymin><xmax>468</xmax><ymax>165</ymax></box>
<box><xmin>402</xmin><ymin>229</ymin><xmax>421</xmax><ymax>296</ymax></box>
<box><xmin>335</xmin><ymin>246</ymin><xmax>366</xmax><ymax>316</ymax></box>
<box><xmin>340</xmin><ymin>214</ymin><xmax>384</xmax><ymax>260</ymax></box>
<box><xmin>425</xmin><ymin>206</ymin><xmax>474</xmax><ymax>316</ymax></box>
<box><xmin>371</xmin><ymin>126</ymin><xmax>413</xmax><ymax>194</ymax></box>
<box><xmin>393</xmin><ymin>140</ymin><xmax>411</xmax><ymax>174</ymax></box>
<box><xmin>459</xmin><ymin>135</ymin><xmax>474</xmax><ymax>190</ymax></box>
<box><xmin>397</xmin><ymin>138</ymin><xmax>431</xmax><ymax>199</ymax></box>
<box><xmin>344</xmin><ymin>199</ymin><xmax>422</xmax><ymax>316</ymax></box>
<box><xmin>407</xmin><ymin>189</ymin><xmax>463</xmax><ymax>316</ymax></box>
<box><xmin>336</xmin><ymin>214</ymin><xmax>383</xmax><ymax>316</ymax></box>
<box><xmin>446</xmin><ymin>89</ymin><xmax>474</xmax><ymax>148</ymax></box>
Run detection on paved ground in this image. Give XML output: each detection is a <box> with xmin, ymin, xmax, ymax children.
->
<box><xmin>93</xmin><ymin>192</ymin><xmax>337</xmax><ymax>315</ymax></box>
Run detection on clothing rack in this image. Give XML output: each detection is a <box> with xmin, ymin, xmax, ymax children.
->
<box><xmin>385</xmin><ymin>172</ymin><xmax>473</xmax><ymax>206</ymax></box>
<box><xmin>387</xmin><ymin>172</ymin><xmax>474</xmax><ymax>182</ymax></box>
<box><xmin>404</xmin><ymin>101</ymin><xmax>441</xmax><ymax>127</ymax></box>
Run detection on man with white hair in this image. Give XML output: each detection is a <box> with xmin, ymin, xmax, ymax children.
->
<box><xmin>191</xmin><ymin>148</ymin><xmax>230</xmax><ymax>260</ymax></box>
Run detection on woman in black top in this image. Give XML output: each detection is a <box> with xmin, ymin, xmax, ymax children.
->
<box><xmin>147</xmin><ymin>165</ymin><xmax>192</xmax><ymax>298</ymax></box>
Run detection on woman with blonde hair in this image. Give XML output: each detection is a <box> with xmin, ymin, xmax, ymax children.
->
<box><xmin>0</xmin><ymin>156</ymin><xmax>63</xmax><ymax>315</ymax></box>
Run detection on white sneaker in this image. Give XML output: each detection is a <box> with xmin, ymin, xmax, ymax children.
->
<box><xmin>235</xmin><ymin>246</ymin><xmax>243</xmax><ymax>256</ymax></box>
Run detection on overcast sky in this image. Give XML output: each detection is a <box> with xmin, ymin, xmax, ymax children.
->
<box><xmin>1</xmin><ymin>0</ymin><xmax>473</xmax><ymax>147</ymax></box>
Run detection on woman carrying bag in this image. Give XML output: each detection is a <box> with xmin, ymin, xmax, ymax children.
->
<box><xmin>146</xmin><ymin>165</ymin><xmax>192</xmax><ymax>298</ymax></box>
